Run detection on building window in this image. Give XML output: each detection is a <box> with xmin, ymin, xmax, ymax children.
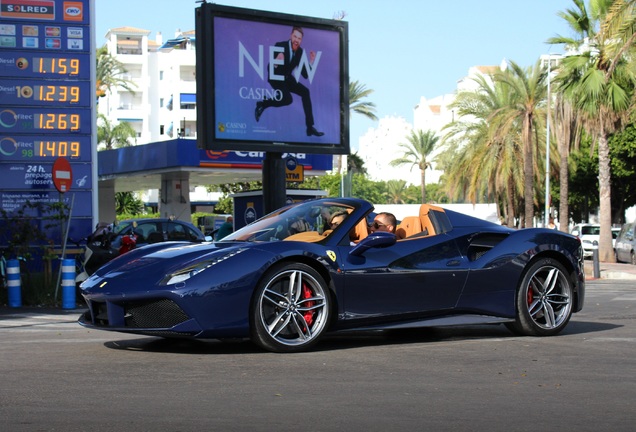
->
<box><xmin>159</xmin><ymin>98</ymin><xmax>164</xmax><ymax>108</ymax></box>
<box><xmin>159</xmin><ymin>71</ymin><xmax>164</xmax><ymax>80</ymax></box>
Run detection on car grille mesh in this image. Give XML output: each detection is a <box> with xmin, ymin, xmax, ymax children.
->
<box><xmin>124</xmin><ymin>299</ymin><xmax>190</xmax><ymax>328</ymax></box>
<box><xmin>86</xmin><ymin>299</ymin><xmax>190</xmax><ymax>329</ymax></box>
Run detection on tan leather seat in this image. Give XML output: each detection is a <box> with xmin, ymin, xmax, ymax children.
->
<box><xmin>349</xmin><ymin>219</ymin><xmax>369</xmax><ymax>243</ymax></box>
<box><xmin>419</xmin><ymin>203</ymin><xmax>448</xmax><ymax>236</ymax></box>
<box><xmin>396</xmin><ymin>216</ymin><xmax>422</xmax><ymax>239</ymax></box>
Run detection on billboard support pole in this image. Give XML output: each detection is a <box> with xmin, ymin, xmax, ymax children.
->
<box><xmin>263</xmin><ymin>152</ymin><xmax>286</xmax><ymax>214</ymax></box>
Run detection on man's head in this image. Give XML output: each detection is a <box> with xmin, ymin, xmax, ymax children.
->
<box><xmin>370</xmin><ymin>212</ymin><xmax>396</xmax><ymax>234</ymax></box>
<box><xmin>290</xmin><ymin>26</ymin><xmax>304</xmax><ymax>51</ymax></box>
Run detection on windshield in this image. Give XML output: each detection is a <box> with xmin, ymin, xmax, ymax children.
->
<box><xmin>220</xmin><ymin>200</ymin><xmax>359</xmax><ymax>243</ymax></box>
<box><xmin>581</xmin><ymin>225</ymin><xmax>600</xmax><ymax>235</ymax></box>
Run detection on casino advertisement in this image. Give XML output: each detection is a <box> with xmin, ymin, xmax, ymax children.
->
<box><xmin>0</xmin><ymin>0</ymin><xmax>94</xmax><ymax>240</ymax></box>
<box><xmin>197</xmin><ymin>4</ymin><xmax>349</xmax><ymax>155</ymax></box>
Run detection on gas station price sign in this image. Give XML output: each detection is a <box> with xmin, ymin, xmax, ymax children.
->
<box><xmin>0</xmin><ymin>0</ymin><xmax>95</xmax><ymax>239</ymax></box>
<box><xmin>1</xmin><ymin>78</ymin><xmax>91</xmax><ymax>106</ymax></box>
<box><xmin>0</xmin><ymin>52</ymin><xmax>90</xmax><ymax>79</ymax></box>
<box><xmin>0</xmin><ymin>107</ymin><xmax>91</xmax><ymax>133</ymax></box>
<box><xmin>0</xmin><ymin>134</ymin><xmax>90</xmax><ymax>161</ymax></box>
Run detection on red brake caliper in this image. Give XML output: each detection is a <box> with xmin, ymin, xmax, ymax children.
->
<box><xmin>301</xmin><ymin>283</ymin><xmax>315</xmax><ymax>327</ymax></box>
<box><xmin>527</xmin><ymin>282</ymin><xmax>535</xmax><ymax>304</ymax></box>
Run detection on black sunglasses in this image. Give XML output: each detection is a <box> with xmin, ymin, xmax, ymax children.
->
<box><xmin>371</xmin><ymin>221</ymin><xmax>387</xmax><ymax>229</ymax></box>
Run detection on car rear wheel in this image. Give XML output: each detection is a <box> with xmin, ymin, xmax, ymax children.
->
<box><xmin>507</xmin><ymin>258</ymin><xmax>573</xmax><ymax>336</ymax></box>
<box><xmin>251</xmin><ymin>263</ymin><xmax>330</xmax><ymax>353</ymax></box>
<box><xmin>631</xmin><ymin>251</ymin><xmax>636</xmax><ymax>266</ymax></box>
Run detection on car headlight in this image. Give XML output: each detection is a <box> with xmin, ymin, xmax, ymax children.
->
<box><xmin>160</xmin><ymin>248</ymin><xmax>246</xmax><ymax>285</ymax></box>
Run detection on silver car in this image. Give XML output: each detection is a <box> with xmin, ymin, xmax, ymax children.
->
<box><xmin>615</xmin><ymin>223</ymin><xmax>636</xmax><ymax>264</ymax></box>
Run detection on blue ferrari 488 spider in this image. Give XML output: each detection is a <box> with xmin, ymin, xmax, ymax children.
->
<box><xmin>79</xmin><ymin>198</ymin><xmax>585</xmax><ymax>353</ymax></box>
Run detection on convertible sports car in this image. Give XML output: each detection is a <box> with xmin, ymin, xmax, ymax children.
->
<box><xmin>78</xmin><ymin>198</ymin><xmax>585</xmax><ymax>353</ymax></box>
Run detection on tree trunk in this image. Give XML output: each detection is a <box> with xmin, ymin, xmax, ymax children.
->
<box><xmin>420</xmin><ymin>169</ymin><xmax>426</xmax><ymax>203</ymax></box>
<box><xmin>506</xmin><ymin>176</ymin><xmax>515</xmax><ymax>227</ymax></box>
<box><xmin>558</xmin><ymin>133</ymin><xmax>569</xmax><ymax>233</ymax></box>
<box><xmin>523</xmin><ymin>114</ymin><xmax>534</xmax><ymax>228</ymax></box>
<box><xmin>597</xmin><ymin>130</ymin><xmax>615</xmax><ymax>262</ymax></box>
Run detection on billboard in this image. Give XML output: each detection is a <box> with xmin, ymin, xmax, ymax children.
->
<box><xmin>195</xmin><ymin>3</ymin><xmax>349</xmax><ymax>155</ymax></box>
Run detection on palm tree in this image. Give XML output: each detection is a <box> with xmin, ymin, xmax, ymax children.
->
<box><xmin>338</xmin><ymin>79</ymin><xmax>379</xmax><ymax>175</ymax></box>
<box><xmin>390</xmin><ymin>129</ymin><xmax>438</xmax><ymax>203</ymax></box>
<box><xmin>443</xmin><ymin>73</ymin><xmax>524</xmax><ymax>226</ymax></box>
<box><xmin>347</xmin><ymin>152</ymin><xmax>367</xmax><ymax>175</ymax></box>
<box><xmin>492</xmin><ymin>60</ymin><xmax>548</xmax><ymax>228</ymax></box>
<box><xmin>552</xmin><ymin>93</ymin><xmax>582</xmax><ymax>233</ymax></box>
<box><xmin>115</xmin><ymin>191</ymin><xmax>143</xmax><ymax>215</ymax></box>
<box><xmin>549</xmin><ymin>0</ymin><xmax>634</xmax><ymax>261</ymax></box>
<box><xmin>349</xmin><ymin>80</ymin><xmax>379</xmax><ymax>122</ymax></box>
<box><xmin>384</xmin><ymin>179</ymin><xmax>415</xmax><ymax>204</ymax></box>
<box><xmin>97</xmin><ymin>113</ymin><xmax>137</xmax><ymax>150</ymax></box>
<box><xmin>96</xmin><ymin>45</ymin><xmax>136</xmax><ymax>98</ymax></box>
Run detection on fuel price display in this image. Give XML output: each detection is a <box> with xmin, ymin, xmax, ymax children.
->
<box><xmin>0</xmin><ymin>0</ymin><xmax>95</xmax><ymax>240</ymax></box>
<box><xmin>0</xmin><ymin>53</ymin><xmax>90</xmax><ymax>79</ymax></box>
<box><xmin>0</xmin><ymin>135</ymin><xmax>90</xmax><ymax>161</ymax></box>
<box><xmin>0</xmin><ymin>108</ymin><xmax>91</xmax><ymax>134</ymax></box>
<box><xmin>0</xmin><ymin>79</ymin><xmax>90</xmax><ymax>106</ymax></box>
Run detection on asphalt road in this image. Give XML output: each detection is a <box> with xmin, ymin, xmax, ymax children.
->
<box><xmin>1</xmin><ymin>279</ymin><xmax>634</xmax><ymax>432</ymax></box>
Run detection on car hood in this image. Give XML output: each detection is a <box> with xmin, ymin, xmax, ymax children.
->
<box><xmin>81</xmin><ymin>241</ymin><xmax>265</xmax><ymax>290</ymax></box>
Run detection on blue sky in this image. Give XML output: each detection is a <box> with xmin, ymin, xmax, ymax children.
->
<box><xmin>95</xmin><ymin>0</ymin><xmax>576</xmax><ymax>149</ymax></box>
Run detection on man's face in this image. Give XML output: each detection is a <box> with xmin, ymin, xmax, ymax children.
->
<box><xmin>370</xmin><ymin>216</ymin><xmax>393</xmax><ymax>233</ymax></box>
<box><xmin>290</xmin><ymin>29</ymin><xmax>303</xmax><ymax>51</ymax></box>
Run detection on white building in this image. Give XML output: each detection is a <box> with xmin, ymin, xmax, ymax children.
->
<box><xmin>98</xmin><ymin>27</ymin><xmax>218</xmax><ymax>204</ymax></box>
<box><xmin>357</xmin><ymin>116</ymin><xmax>418</xmax><ymax>185</ymax></box>
<box><xmin>98</xmin><ymin>27</ymin><xmax>196</xmax><ymax>145</ymax></box>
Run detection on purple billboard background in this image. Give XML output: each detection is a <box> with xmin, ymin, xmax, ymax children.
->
<box><xmin>213</xmin><ymin>17</ymin><xmax>341</xmax><ymax>145</ymax></box>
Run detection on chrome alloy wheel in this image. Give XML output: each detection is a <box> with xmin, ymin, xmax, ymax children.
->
<box><xmin>253</xmin><ymin>265</ymin><xmax>330</xmax><ymax>352</ymax></box>
<box><xmin>508</xmin><ymin>258</ymin><xmax>574</xmax><ymax>336</ymax></box>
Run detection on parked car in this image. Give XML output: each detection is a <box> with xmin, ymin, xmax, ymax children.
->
<box><xmin>571</xmin><ymin>224</ymin><xmax>600</xmax><ymax>258</ymax></box>
<box><xmin>570</xmin><ymin>223</ymin><xmax>620</xmax><ymax>258</ymax></box>
<box><xmin>108</xmin><ymin>218</ymin><xmax>210</xmax><ymax>252</ymax></box>
<box><xmin>570</xmin><ymin>224</ymin><xmax>620</xmax><ymax>254</ymax></box>
<box><xmin>79</xmin><ymin>198</ymin><xmax>585</xmax><ymax>353</ymax></box>
<box><xmin>615</xmin><ymin>222</ymin><xmax>636</xmax><ymax>264</ymax></box>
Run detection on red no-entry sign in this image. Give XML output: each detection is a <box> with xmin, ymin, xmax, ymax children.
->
<box><xmin>52</xmin><ymin>157</ymin><xmax>73</xmax><ymax>193</ymax></box>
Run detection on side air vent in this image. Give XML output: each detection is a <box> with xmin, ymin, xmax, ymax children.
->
<box><xmin>467</xmin><ymin>234</ymin><xmax>508</xmax><ymax>261</ymax></box>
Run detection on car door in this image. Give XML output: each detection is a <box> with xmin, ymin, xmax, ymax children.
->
<box><xmin>339</xmin><ymin>233</ymin><xmax>468</xmax><ymax>322</ymax></box>
<box><xmin>616</xmin><ymin>224</ymin><xmax>635</xmax><ymax>262</ymax></box>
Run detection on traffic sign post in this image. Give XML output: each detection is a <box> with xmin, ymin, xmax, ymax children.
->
<box><xmin>52</xmin><ymin>157</ymin><xmax>73</xmax><ymax>193</ymax></box>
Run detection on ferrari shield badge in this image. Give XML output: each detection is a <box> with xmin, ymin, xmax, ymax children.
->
<box><xmin>326</xmin><ymin>250</ymin><xmax>337</xmax><ymax>262</ymax></box>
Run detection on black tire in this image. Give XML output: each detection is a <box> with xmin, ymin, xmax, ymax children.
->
<box><xmin>251</xmin><ymin>263</ymin><xmax>331</xmax><ymax>353</ymax></box>
<box><xmin>507</xmin><ymin>258</ymin><xmax>573</xmax><ymax>336</ymax></box>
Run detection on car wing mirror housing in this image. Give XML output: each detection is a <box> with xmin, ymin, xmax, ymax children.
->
<box><xmin>350</xmin><ymin>231</ymin><xmax>396</xmax><ymax>257</ymax></box>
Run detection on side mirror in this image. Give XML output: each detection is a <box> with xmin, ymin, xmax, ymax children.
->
<box><xmin>571</xmin><ymin>230</ymin><xmax>580</xmax><ymax>237</ymax></box>
<box><xmin>350</xmin><ymin>231</ymin><xmax>396</xmax><ymax>257</ymax></box>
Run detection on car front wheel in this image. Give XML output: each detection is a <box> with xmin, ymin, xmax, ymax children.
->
<box><xmin>507</xmin><ymin>258</ymin><xmax>573</xmax><ymax>336</ymax></box>
<box><xmin>251</xmin><ymin>263</ymin><xmax>330</xmax><ymax>353</ymax></box>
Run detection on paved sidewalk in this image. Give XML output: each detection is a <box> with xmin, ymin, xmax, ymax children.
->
<box><xmin>584</xmin><ymin>260</ymin><xmax>636</xmax><ymax>280</ymax></box>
